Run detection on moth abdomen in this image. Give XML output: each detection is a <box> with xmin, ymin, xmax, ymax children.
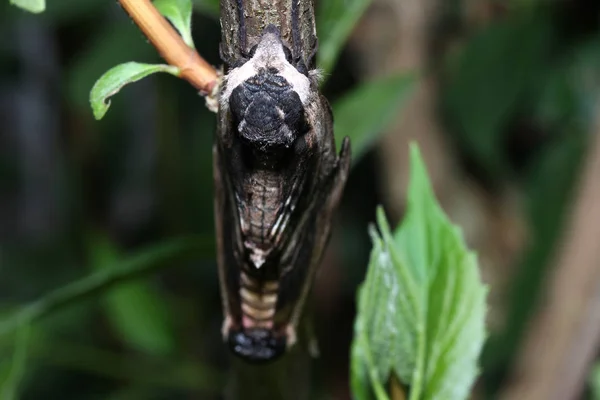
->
<box><xmin>227</xmin><ymin>272</ymin><xmax>285</xmax><ymax>363</ymax></box>
<box><xmin>239</xmin><ymin>284</ymin><xmax>278</xmax><ymax>327</ymax></box>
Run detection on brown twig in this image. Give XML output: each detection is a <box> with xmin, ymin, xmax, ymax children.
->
<box><xmin>118</xmin><ymin>0</ymin><xmax>218</xmax><ymax>95</ymax></box>
<box><xmin>500</xmin><ymin>108</ymin><xmax>600</xmax><ymax>400</ymax></box>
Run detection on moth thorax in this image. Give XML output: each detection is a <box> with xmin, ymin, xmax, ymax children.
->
<box><xmin>230</xmin><ymin>69</ymin><xmax>308</xmax><ymax>167</ymax></box>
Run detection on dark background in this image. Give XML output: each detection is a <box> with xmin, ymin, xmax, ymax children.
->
<box><xmin>1</xmin><ymin>0</ymin><xmax>600</xmax><ymax>399</ymax></box>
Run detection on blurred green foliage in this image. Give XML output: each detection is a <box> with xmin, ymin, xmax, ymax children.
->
<box><xmin>2</xmin><ymin>0</ymin><xmax>600</xmax><ymax>399</ymax></box>
<box><xmin>333</xmin><ymin>73</ymin><xmax>416</xmax><ymax>164</ymax></box>
<box><xmin>86</xmin><ymin>232</ymin><xmax>176</xmax><ymax>356</ymax></box>
<box><xmin>316</xmin><ymin>0</ymin><xmax>371</xmax><ymax>74</ymax></box>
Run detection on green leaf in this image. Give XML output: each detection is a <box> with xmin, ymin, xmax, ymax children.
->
<box><xmin>68</xmin><ymin>21</ymin><xmax>160</xmax><ymax>109</ymax></box>
<box><xmin>9</xmin><ymin>0</ymin><xmax>44</xmax><ymax>13</ymax></box>
<box><xmin>90</xmin><ymin>62</ymin><xmax>180</xmax><ymax>120</ymax></box>
<box><xmin>317</xmin><ymin>0</ymin><xmax>372</xmax><ymax>74</ymax></box>
<box><xmin>0</xmin><ymin>324</ymin><xmax>30</xmax><ymax>400</ymax></box>
<box><xmin>351</xmin><ymin>144</ymin><xmax>487</xmax><ymax>400</ymax></box>
<box><xmin>0</xmin><ymin>236</ymin><xmax>210</xmax><ymax>338</ymax></box>
<box><xmin>154</xmin><ymin>0</ymin><xmax>195</xmax><ymax>48</ymax></box>
<box><xmin>87</xmin><ymin>232</ymin><xmax>175</xmax><ymax>356</ymax></box>
<box><xmin>333</xmin><ymin>73</ymin><xmax>416</xmax><ymax>165</ymax></box>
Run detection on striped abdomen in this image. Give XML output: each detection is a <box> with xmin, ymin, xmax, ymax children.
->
<box><xmin>239</xmin><ymin>270</ymin><xmax>279</xmax><ymax>329</ymax></box>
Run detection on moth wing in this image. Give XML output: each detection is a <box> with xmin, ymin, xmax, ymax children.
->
<box><xmin>213</xmin><ymin>143</ymin><xmax>244</xmax><ymax>335</ymax></box>
<box><xmin>277</xmin><ymin>136</ymin><xmax>351</xmax><ymax>331</ymax></box>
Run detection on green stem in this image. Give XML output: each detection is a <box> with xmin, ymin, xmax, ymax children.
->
<box><xmin>0</xmin><ymin>236</ymin><xmax>212</xmax><ymax>337</ymax></box>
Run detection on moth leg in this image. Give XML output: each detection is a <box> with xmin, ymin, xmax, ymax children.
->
<box><xmin>327</xmin><ymin>136</ymin><xmax>352</xmax><ymax>211</ymax></box>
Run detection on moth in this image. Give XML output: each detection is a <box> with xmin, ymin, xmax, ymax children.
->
<box><xmin>214</xmin><ymin>5</ymin><xmax>351</xmax><ymax>363</ymax></box>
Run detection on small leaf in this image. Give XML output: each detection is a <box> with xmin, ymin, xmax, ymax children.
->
<box><xmin>9</xmin><ymin>0</ymin><xmax>44</xmax><ymax>13</ymax></box>
<box><xmin>90</xmin><ymin>62</ymin><xmax>180</xmax><ymax>120</ymax></box>
<box><xmin>351</xmin><ymin>144</ymin><xmax>487</xmax><ymax>400</ymax></box>
<box><xmin>333</xmin><ymin>73</ymin><xmax>416</xmax><ymax>165</ymax></box>
<box><xmin>317</xmin><ymin>0</ymin><xmax>372</xmax><ymax>74</ymax></box>
<box><xmin>88</xmin><ymin>232</ymin><xmax>175</xmax><ymax>356</ymax></box>
<box><xmin>68</xmin><ymin>21</ymin><xmax>159</xmax><ymax>109</ymax></box>
<box><xmin>154</xmin><ymin>0</ymin><xmax>195</xmax><ymax>48</ymax></box>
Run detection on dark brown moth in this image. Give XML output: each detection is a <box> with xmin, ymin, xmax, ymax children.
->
<box><xmin>214</xmin><ymin>1</ymin><xmax>351</xmax><ymax>363</ymax></box>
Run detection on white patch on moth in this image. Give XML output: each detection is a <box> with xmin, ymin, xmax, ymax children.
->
<box><xmin>238</xmin><ymin>119</ymin><xmax>247</xmax><ymax>133</ymax></box>
<box><xmin>270</xmin><ymin>211</ymin><xmax>286</xmax><ymax>238</ymax></box>
<box><xmin>221</xmin><ymin>31</ymin><xmax>312</xmax><ymax>107</ymax></box>
<box><xmin>276</xmin><ymin>106</ymin><xmax>285</xmax><ymax>119</ymax></box>
<box><xmin>249</xmin><ymin>248</ymin><xmax>266</xmax><ymax>268</ymax></box>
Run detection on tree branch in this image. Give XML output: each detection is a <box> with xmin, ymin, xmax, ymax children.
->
<box><xmin>118</xmin><ymin>0</ymin><xmax>218</xmax><ymax>95</ymax></box>
<box><xmin>219</xmin><ymin>0</ymin><xmax>317</xmax><ymax>66</ymax></box>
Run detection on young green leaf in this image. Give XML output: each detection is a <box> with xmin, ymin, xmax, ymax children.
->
<box><xmin>316</xmin><ymin>0</ymin><xmax>372</xmax><ymax>74</ymax></box>
<box><xmin>351</xmin><ymin>144</ymin><xmax>487</xmax><ymax>400</ymax></box>
<box><xmin>333</xmin><ymin>73</ymin><xmax>416</xmax><ymax>165</ymax></box>
<box><xmin>9</xmin><ymin>0</ymin><xmax>44</xmax><ymax>13</ymax></box>
<box><xmin>154</xmin><ymin>0</ymin><xmax>195</xmax><ymax>48</ymax></box>
<box><xmin>87</xmin><ymin>232</ymin><xmax>175</xmax><ymax>356</ymax></box>
<box><xmin>90</xmin><ymin>62</ymin><xmax>180</xmax><ymax>120</ymax></box>
<box><xmin>68</xmin><ymin>21</ymin><xmax>159</xmax><ymax>109</ymax></box>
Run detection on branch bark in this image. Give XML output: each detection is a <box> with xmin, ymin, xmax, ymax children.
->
<box><xmin>500</xmin><ymin>110</ymin><xmax>600</xmax><ymax>400</ymax></box>
<box><xmin>218</xmin><ymin>3</ymin><xmax>318</xmax><ymax>398</ymax></box>
<box><xmin>118</xmin><ymin>0</ymin><xmax>218</xmax><ymax>95</ymax></box>
<box><xmin>219</xmin><ymin>0</ymin><xmax>317</xmax><ymax>65</ymax></box>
